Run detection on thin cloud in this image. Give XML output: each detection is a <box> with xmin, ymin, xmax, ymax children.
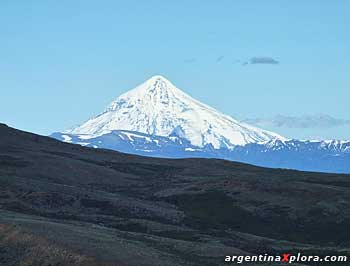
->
<box><xmin>250</xmin><ymin>57</ymin><xmax>279</xmax><ymax>65</ymax></box>
<box><xmin>243</xmin><ymin>114</ymin><xmax>350</xmax><ymax>129</ymax></box>
<box><xmin>216</xmin><ymin>55</ymin><xmax>224</xmax><ymax>63</ymax></box>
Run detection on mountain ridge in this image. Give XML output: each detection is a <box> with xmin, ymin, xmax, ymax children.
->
<box><xmin>54</xmin><ymin>76</ymin><xmax>350</xmax><ymax>173</ymax></box>
<box><xmin>67</xmin><ymin>75</ymin><xmax>285</xmax><ymax>148</ymax></box>
<box><xmin>52</xmin><ymin>129</ymin><xmax>350</xmax><ymax>173</ymax></box>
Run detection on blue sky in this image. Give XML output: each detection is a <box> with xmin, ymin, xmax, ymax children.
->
<box><xmin>1</xmin><ymin>1</ymin><xmax>349</xmax><ymax>139</ymax></box>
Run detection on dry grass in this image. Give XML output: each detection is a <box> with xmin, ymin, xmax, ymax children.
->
<box><xmin>0</xmin><ymin>224</ymin><xmax>97</xmax><ymax>266</ymax></box>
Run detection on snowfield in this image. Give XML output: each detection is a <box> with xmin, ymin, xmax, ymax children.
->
<box><xmin>67</xmin><ymin>75</ymin><xmax>285</xmax><ymax>149</ymax></box>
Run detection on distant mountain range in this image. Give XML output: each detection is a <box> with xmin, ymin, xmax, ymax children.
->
<box><xmin>51</xmin><ymin>75</ymin><xmax>350</xmax><ymax>173</ymax></box>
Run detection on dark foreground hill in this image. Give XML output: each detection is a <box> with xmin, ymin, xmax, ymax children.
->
<box><xmin>1</xmin><ymin>123</ymin><xmax>350</xmax><ymax>266</ymax></box>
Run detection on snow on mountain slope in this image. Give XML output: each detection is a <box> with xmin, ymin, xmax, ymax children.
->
<box><xmin>67</xmin><ymin>75</ymin><xmax>286</xmax><ymax>149</ymax></box>
<box><xmin>51</xmin><ymin>130</ymin><xmax>350</xmax><ymax>173</ymax></box>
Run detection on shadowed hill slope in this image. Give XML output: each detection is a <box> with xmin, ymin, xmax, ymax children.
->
<box><xmin>1</xmin><ymin>123</ymin><xmax>350</xmax><ymax>266</ymax></box>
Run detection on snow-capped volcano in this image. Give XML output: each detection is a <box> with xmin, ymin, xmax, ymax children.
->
<box><xmin>67</xmin><ymin>75</ymin><xmax>285</xmax><ymax>148</ymax></box>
